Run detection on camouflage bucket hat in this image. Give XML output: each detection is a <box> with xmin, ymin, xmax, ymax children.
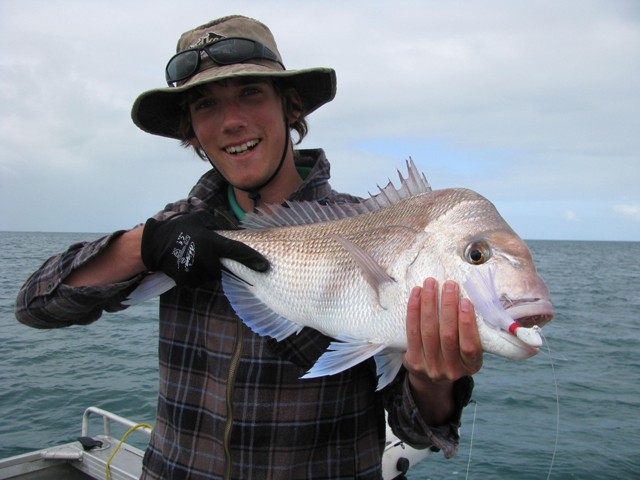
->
<box><xmin>131</xmin><ymin>15</ymin><xmax>336</xmax><ymax>139</ymax></box>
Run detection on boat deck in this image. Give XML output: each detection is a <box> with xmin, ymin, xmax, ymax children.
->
<box><xmin>0</xmin><ymin>407</ymin><xmax>149</xmax><ymax>480</ymax></box>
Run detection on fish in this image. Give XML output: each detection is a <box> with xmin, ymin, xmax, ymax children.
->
<box><xmin>126</xmin><ymin>159</ymin><xmax>554</xmax><ymax>390</ymax></box>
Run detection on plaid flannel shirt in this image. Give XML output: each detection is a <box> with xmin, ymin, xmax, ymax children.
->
<box><xmin>16</xmin><ymin>150</ymin><xmax>470</xmax><ymax>479</ymax></box>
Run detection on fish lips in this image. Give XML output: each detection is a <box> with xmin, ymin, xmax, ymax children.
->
<box><xmin>505</xmin><ymin>299</ymin><xmax>554</xmax><ymax>328</ymax></box>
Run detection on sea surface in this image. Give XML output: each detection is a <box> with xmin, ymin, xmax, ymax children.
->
<box><xmin>1</xmin><ymin>232</ymin><xmax>639</xmax><ymax>479</ymax></box>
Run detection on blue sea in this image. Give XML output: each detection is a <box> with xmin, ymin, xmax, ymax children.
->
<box><xmin>1</xmin><ymin>231</ymin><xmax>639</xmax><ymax>479</ymax></box>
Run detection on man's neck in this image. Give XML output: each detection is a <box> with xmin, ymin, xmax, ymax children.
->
<box><xmin>233</xmin><ymin>160</ymin><xmax>304</xmax><ymax>213</ymax></box>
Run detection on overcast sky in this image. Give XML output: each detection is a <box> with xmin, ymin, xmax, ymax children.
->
<box><xmin>1</xmin><ymin>0</ymin><xmax>638</xmax><ymax>240</ymax></box>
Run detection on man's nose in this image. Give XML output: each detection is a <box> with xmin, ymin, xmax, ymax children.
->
<box><xmin>220</xmin><ymin>100</ymin><xmax>247</xmax><ymax>132</ymax></box>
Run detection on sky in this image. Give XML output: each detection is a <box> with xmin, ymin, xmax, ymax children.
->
<box><xmin>1</xmin><ymin>0</ymin><xmax>638</xmax><ymax>241</ymax></box>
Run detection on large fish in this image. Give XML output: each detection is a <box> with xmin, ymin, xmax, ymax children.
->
<box><xmin>127</xmin><ymin>160</ymin><xmax>553</xmax><ymax>390</ymax></box>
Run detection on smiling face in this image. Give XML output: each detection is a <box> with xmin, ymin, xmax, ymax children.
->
<box><xmin>186</xmin><ymin>78</ymin><xmax>302</xmax><ymax>203</ymax></box>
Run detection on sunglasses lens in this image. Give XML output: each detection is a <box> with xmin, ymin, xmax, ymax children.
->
<box><xmin>206</xmin><ymin>39</ymin><xmax>256</xmax><ymax>64</ymax></box>
<box><xmin>166</xmin><ymin>50</ymin><xmax>200</xmax><ymax>84</ymax></box>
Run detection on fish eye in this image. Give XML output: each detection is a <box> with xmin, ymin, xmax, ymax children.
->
<box><xmin>464</xmin><ymin>240</ymin><xmax>492</xmax><ymax>265</ymax></box>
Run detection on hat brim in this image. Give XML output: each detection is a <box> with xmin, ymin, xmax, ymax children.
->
<box><xmin>131</xmin><ymin>63</ymin><xmax>336</xmax><ymax>139</ymax></box>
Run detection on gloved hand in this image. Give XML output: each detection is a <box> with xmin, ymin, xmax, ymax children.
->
<box><xmin>141</xmin><ymin>210</ymin><xmax>269</xmax><ymax>287</ymax></box>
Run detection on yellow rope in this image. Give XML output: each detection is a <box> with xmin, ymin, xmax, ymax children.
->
<box><xmin>105</xmin><ymin>423</ymin><xmax>152</xmax><ymax>480</ymax></box>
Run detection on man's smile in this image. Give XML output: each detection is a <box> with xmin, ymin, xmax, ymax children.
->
<box><xmin>225</xmin><ymin>139</ymin><xmax>261</xmax><ymax>155</ymax></box>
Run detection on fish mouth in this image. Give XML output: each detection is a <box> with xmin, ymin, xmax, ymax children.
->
<box><xmin>504</xmin><ymin>299</ymin><xmax>554</xmax><ymax>328</ymax></box>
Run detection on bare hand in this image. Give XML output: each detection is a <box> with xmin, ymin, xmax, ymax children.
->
<box><xmin>403</xmin><ymin>278</ymin><xmax>482</xmax><ymax>424</ymax></box>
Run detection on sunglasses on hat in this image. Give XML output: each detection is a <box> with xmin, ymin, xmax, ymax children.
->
<box><xmin>165</xmin><ymin>37</ymin><xmax>285</xmax><ymax>86</ymax></box>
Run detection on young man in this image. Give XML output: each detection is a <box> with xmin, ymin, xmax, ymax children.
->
<box><xmin>16</xmin><ymin>15</ymin><xmax>481</xmax><ymax>479</ymax></box>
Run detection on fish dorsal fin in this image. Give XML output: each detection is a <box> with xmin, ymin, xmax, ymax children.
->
<box><xmin>362</xmin><ymin>157</ymin><xmax>431</xmax><ymax>210</ymax></box>
<box><xmin>241</xmin><ymin>158</ymin><xmax>431</xmax><ymax>230</ymax></box>
<box><xmin>241</xmin><ymin>200</ymin><xmax>371</xmax><ymax>230</ymax></box>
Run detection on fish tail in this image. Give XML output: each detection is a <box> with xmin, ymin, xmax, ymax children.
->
<box><xmin>123</xmin><ymin>272</ymin><xmax>176</xmax><ymax>305</ymax></box>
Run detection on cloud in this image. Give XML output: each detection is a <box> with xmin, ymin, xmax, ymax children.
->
<box><xmin>565</xmin><ymin>210</ymin><xmax>579</xmax><ymax>222</ymax></box>
<box><xmin>0</xmin><ymin>0</ymin><xmax>639</xmax><ymax>240</ymax></box>
<box><xmin>614</xmin><ymin>204</ymin><xmax>640</xmax><ymax>222</ymax></box>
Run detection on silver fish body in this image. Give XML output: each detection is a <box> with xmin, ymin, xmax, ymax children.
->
<box><xmin>216</xmin><ymin>162</ymin><xmax>554</xmax><ymax>389</ymax></box>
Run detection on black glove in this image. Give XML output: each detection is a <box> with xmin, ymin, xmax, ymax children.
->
<box><xmin>141</xmin><ymin>210</ymin><xmax>269</xmax><ymax>287</ymax></box>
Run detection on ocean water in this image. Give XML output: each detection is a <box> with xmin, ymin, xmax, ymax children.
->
<box><xmin>1</xmin><ymin>232</ymin><xmax>639</xmax><ymax>479</ymax></box>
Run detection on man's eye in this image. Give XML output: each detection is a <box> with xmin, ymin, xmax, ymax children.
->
<box><xmin>193</xmin><ymin>99</ymin><xmax>214</xmax><ymax>110</ymax></box>
<box><xmin>241</xmin><ymin>86</ymin><xmax>262</xmax><ymax>97</ymax></box>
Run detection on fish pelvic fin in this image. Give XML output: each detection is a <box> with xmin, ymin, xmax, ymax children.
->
<box><xmin>240</xmin><ymin>158</ymin><xmax>431</xmax><ymax>230</ymax></box>
<box><xmin>302</xmin><ymin>338</ymin><xmax>403</xmax><ymax>390</ymax></box>
<box><xmin>221</xmin><ymin>271</ymin><xmax>304</xmax><ymax>341</ymax></box>
<box><xmin>373</xmin><ymin>350</ymin><xmax>405</xmax><ymax>391</ymax></box>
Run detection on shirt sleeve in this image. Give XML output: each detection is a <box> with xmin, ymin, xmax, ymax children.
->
<box><xmin>14</xmin><ymin>197</ymin><xmax>206</xmax><ymax>329</ymax></box>
<box><xmin>14</xmin><ymin>230</ymin><xmax>146</xmax><ymax>329</ymax></box>
<box><xmin>384</xmin><ymin>372</ymin><xmax>474</xmax><ymax>458</ymax></box>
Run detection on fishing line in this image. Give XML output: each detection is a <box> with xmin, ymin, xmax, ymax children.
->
<box><xmin>463</xmin><ymin>335</ymin><xmax>560</xmax><ymax>480</ymax></box>
<box><xmin>540</xmin><ymin>331</ymin><xmax>561</xmax><ymax>480</ymax></box>
<box><xmin>464</xmin><ymin>399</ymin><xmax>478</xmax><ymax>480</ymax></box>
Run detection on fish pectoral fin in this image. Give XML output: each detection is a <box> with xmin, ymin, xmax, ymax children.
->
<box><xmin>302</xmin><ymin>337</ymin><xmax>386</xmax><ymax>381</ymax></box>
<box><xmin>330</xmin><ymin>234</ymin><xmax>396</xmax><ymax>307</ymax></box>
<box><xmin>221</xmin><ymin>271</ymin><xmax>304</xmax><ymax>341</ymax></box>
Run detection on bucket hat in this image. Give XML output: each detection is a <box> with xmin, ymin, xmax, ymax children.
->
<box><xmin>131</xmin><ymin>15</ymin><xmax>336</xmax><ymax>139</ymax></box>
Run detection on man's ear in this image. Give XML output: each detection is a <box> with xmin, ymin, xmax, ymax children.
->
<box><xmin>184</xmin><ymin>136</ymin><xmax>211</xmax><ymax>162</ymax></box>
<box><xmin>187</xmin><ymin>136</ymin><xmax>201</xmax><ymax>149</ymax></box>
<box><xmin>285</xmin><ymin>88</ymin><xmax>304</xmax><ymax>125</ymax></box>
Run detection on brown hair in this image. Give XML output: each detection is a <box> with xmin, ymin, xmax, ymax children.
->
<box><xmin>177</xmin><ymin>78</ymin><xmax>309</xmax><ymax>161</ymax></box>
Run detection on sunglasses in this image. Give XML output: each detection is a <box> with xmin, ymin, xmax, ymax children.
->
<box><xmin>165</xmin><ymin>37</ymin><xmax>285</xmax><ymax>86</ymax></box>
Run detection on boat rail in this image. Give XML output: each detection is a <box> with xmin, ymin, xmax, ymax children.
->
<box><xmin>81</xmin><ymin>407</ymin><xmax>152</xmax><ymax>439</ymax></box>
